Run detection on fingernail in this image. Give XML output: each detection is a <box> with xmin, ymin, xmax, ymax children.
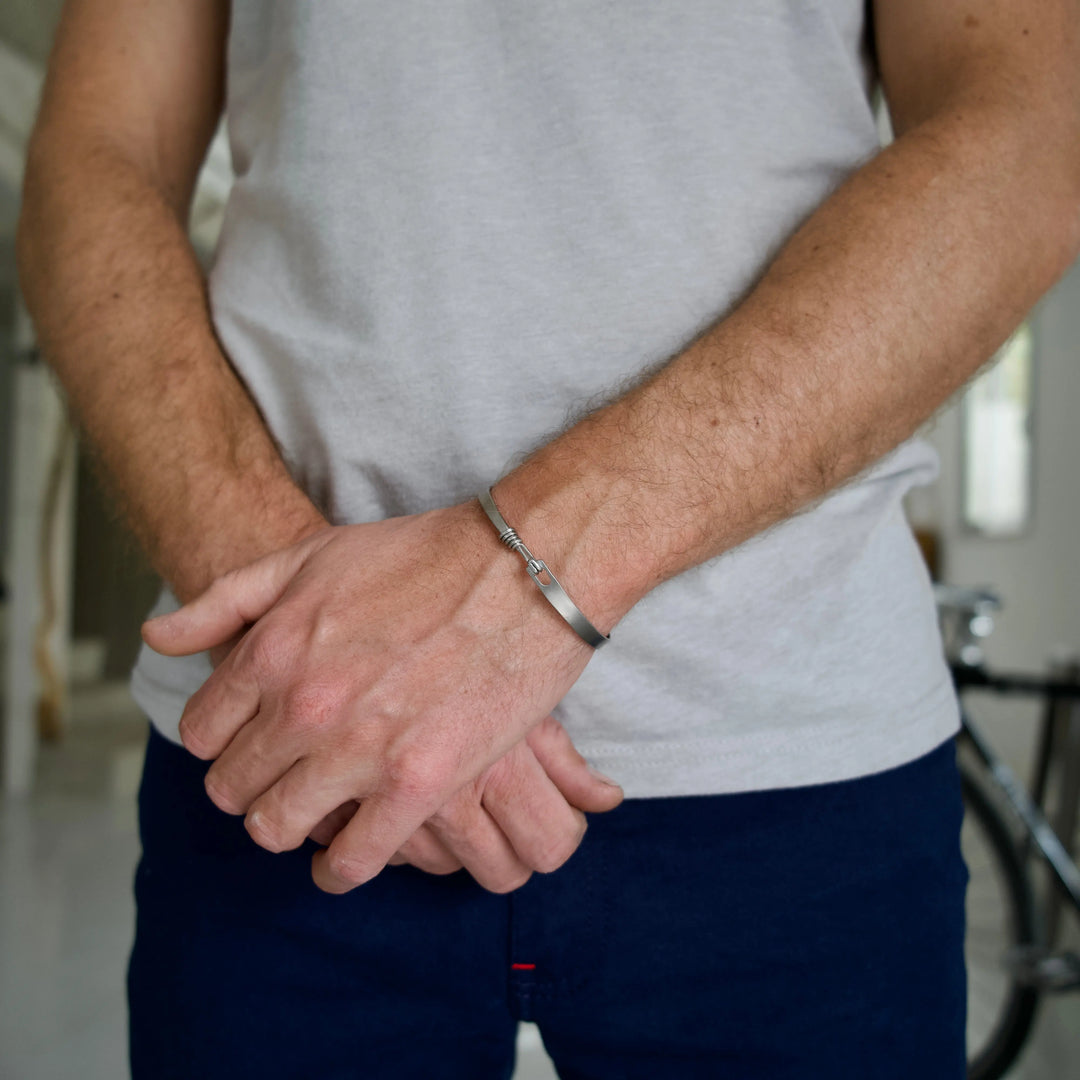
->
<box><xmin>588</xmin><ymin>766</ymin><xmax>621</xmax><ymax>788</ymax></box>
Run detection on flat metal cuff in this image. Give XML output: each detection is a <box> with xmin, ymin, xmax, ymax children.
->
<box><xmin>477</xmin><ymin>488</ymin><xmax>610</xmax><ymax>649</ymax></box>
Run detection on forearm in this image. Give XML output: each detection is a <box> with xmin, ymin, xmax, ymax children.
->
<box><xmin>492</xmin><ymin>98</ymin><xmax>1080</xmax><ymax>631</ymax></box>
<box><xmin>17</xmin><ymin>138</ymin><xmax>325</xmax><ymax>603</ymax></box>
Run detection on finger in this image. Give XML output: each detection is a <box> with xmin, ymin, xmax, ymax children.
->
<box><xmin>423</xmin><ymin>793</ymin><xmax>533</xmax><ymax>893</ymax></box>
<box><xmin>202</xmin><ymin>714</ymin><xmax>299</xmax><ymax>816</ymax></box>
<box><xmin>141</xmin><ymin>531</ymin><xmax>330</xmax><ymax>656</ymax></box>
<box><xmin>482</xmin><ymin>741</ymin><xmax>587</xmax><ymax>875</ymax></box>
<box><xmin>308</xmin><ymin>800</ymin><xmax>359</xmax><ymax>847</ymax></box>
<box><xmin>392</xmin><ymin>825</ymin><xmax>463</xmax><ymax>876</ymax></box>
<box><xmin>244</xmin><ymin>753</ymin><xmax>379</xmax><ymax>854</ymax></box>
<box><xmin>175</xmin><ymin>644</ymin><xmax>262</xmax><ymax>759</ymax></box>
<box><xmin>311</xmin><ymin>788</ymin><xmax>442</xmax><ymax>894</ymax></box>
<box><xmin>209</xmin><ymin>627</ymin><xmax>248</xmax><ymax>670</ymax></box>
<box><xmin>526</xmin><ymin>715</ymin><xmax>624</xmax><ymax>814</ymax></box>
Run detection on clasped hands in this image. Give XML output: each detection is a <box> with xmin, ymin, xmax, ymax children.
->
<box><xmin>142</xmin><ymin>501</ymin><xmax>622</xmax><ymax>895</ymax></box>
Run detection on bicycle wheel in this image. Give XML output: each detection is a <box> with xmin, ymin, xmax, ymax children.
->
<box><xmin>961</xmin><ymin>762</ymin><xmax>1040</xmax><ymax>1080</ymax></box>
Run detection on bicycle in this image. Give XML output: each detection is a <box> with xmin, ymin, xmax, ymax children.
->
<box><xmin>934</xmin><ymin>585</ymin><xmax>1080</xmax><ymax>1079</ymax></box>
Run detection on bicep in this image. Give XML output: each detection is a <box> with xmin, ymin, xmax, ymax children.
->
<box><xmin>872</xmin><ymin>0</ymin><xmax>1080</xmax><ymax>136</ymax></box>
<box><xmin>31</xmin><ymin>0</ymin><xmax>229</xmax><ymax>215</ymax></box>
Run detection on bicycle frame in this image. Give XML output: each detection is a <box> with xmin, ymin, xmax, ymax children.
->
<box><xmin>957</xmin><ymin>706</ymin><xmax>1080</xmax><ymax>917</ymax></box>
<box><xmin>936</xmin><ymin>586</ymin><xmax>1080</xmax><ymax>1073</ymax></box>
<box><xmin>954</xmin><ymin>662</ymin><xmax>1080</xmax><ymax>932</ymax></box>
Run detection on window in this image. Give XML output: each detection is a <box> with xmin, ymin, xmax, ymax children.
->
<box><xmin>961</xmin><ymin>324</ymin><xmax>1034</xmax><ymax>536</ymax></box>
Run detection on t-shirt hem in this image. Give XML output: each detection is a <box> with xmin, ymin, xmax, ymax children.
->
<box><xmin>572</xmin><ymin>683</ymin><xmax>961</xmax><ymax>798</ymax></box>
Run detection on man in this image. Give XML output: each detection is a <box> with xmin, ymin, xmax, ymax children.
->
<box><xmin>17</xmin><ymin>1</ymin><xmax>1080</xmax><ymax>1076</ymax></box>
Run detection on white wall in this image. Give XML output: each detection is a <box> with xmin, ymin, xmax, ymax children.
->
<box><xmin>919</xmin><ymin>260</ymin><xmax>1080</xmax><ymax>672</ymax></box>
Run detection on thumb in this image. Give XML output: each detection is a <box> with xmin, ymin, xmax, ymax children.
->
<box><xmin>526</xmin><ymin>715</ymin><xmax>624</xmax><ymax>814</ymax></box>
<box><xmin>142</xmin><ymin>531</ymin><xmax>332</xmax><ymax>656</ymax></box>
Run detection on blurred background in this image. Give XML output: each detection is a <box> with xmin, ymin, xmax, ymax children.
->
<box><xmin>1</xmin><ymin>5</ymin><xmax>1078</xmax><ymax>1079</ymax></box>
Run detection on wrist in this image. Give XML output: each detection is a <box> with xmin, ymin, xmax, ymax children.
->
<box><xmin>401</xmin><ymin>500</ymin><xmax>596</xmax><ymax>669</ymax></box>
<box><xmin>168</xmin><ymin>501</ymin><xmax>329</xmax><ymax>604</ymax></box>
<box><xmin>488</xmin><ymin>455</ymin><xmax>657</xmax><ymax>635</ymax></box>
<box><xmin>476</xmin><ymin>487</ymin><xmax>610</xmax><ymax>649</ymax></box>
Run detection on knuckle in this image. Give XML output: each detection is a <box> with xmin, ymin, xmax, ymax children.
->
<box><xmin>534</xmin><ymin>714</ymin><xmax>563</xmax><ymax>743</ymax></box>
<box><xmin>487</xmin><ymin>868</ymin><xmax>532</xmax><ymax>895</ymax></box>
<box><xmin>532</xmin><ymin>836</ymin><xmax>578</xmax><ymax>875</ymax></box>
<box><xmin>479</xmin><ymin>758</ymin><xmax>512</xmax><ymax>796</ymax></box>
<box><xmin>281</xmin><ymin>682</ymin><xmax>342</xmax><ymax>734</ymax></box>
<box><xmin>409</xmin><ymin>851</ymin><xmax>459</xmax><ymax>875</ymax></box>
<box><xmin>428</xmin><ymin>795</ymin><xmax>472</xmax><ymax>833</ymax></box>
<box><xmin>528</xmin><ymin>714</ymin><xmax>570</xmax><ymax>754</ymax></box>
<box><xmin>432</xmin><ymin>859</ymin><xmax>463</xmax><ymax>876</ymax></box>
<box><xmin>241</xmin><ymin>624</ymin><xmax>302</xmax><ymax>678</ymax></box>
<box><xmin>386</xmin><ymin>747</ymin><xmax>453</xmax><ymax>805</ymax></box>
<box><xmin>531</xmin><ymin>815</ymin><xmax>586</xmax><ymax>874</ymax></box>
<box><xmin>327</xmin><ymin>849</ymin><xmax>369</xmax><ymax>886</ymax></box>
<box><xmin>212</xmin><ymin>567</ymin><xmax>245</xmax><ymax>598</ymax></box>
<box><xmin>245</xmin><ymin>810</ymin><xmax>290</xmax><ymax>853</ymax></box>
<box><xmin>204</xmin><ymin>773</ymin><xmax>242</xmax><ymax>815</ymax></box>
<box><xmin>179</xmin><ymin>722</ymin><xmax>214</xmax><ymax>760</ymax></box>
<box><xmin>427</xmin><ymin>803</ymin><xmax>456</xmax><ymax>830</ymax></box>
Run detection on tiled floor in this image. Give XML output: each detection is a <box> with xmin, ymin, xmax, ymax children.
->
<box><xmin>1</xmin><ymin>682</ymin><xmax>1077</xmax><ymax>1079</ymax></box>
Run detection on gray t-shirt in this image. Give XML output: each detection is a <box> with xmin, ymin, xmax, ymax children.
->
<box><xmin>131</xmin><ymin>0</ymin><xmax>959</xmax><ymax>797</ymax></box>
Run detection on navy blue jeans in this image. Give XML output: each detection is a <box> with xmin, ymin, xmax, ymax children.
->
<box><xmin>128</xmin><ymin>727</ymin><xmax>967</xmax><ymax>1079</ymax></box>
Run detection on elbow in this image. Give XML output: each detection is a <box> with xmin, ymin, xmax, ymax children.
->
<box><xmin>1014</xmin><ymin>126</ymin><xmax>1080</xmax><ymax>287</ymax></box>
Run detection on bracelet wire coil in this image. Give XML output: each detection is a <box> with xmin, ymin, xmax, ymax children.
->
<box><xmin>477</xmin><ymin>488</ymin><xmax>610</xmax><ymax>649</ymax></box>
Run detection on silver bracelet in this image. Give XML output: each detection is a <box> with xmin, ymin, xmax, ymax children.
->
<box><xmin>477</xmin><ymin>488</ymin><xmax>610</xmax><ymax>649</ymax></box>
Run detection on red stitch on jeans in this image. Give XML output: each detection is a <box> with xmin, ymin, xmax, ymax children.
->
<box><xmin>511</xmin><ymin>963</ymin><xmax>536</xmax><ymax>971</ymax></box>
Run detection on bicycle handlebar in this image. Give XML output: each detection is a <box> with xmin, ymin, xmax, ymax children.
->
<box><xmin>950</xmin><ymin>663</ymin><xmax>1080</xmax><ymax>699</ymax></box>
